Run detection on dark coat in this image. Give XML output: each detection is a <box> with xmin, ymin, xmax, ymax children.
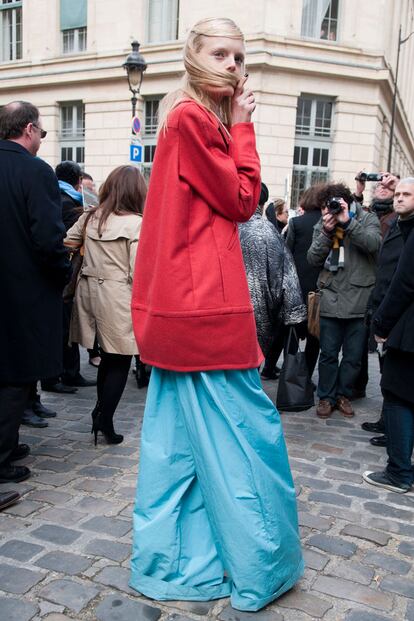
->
<box><xmin>61</xmin><ymin>191</ymin><xmax>83</xmax><ymax>232</ymax></box>
<box><xmin>369</xmin><ymin>215</ymin><xmax>403</xmax><ymax>314</ymax></box>
<box><xmin>373</xmin><ymin>215</ymin><xmax>414</xmax><ymax>404</ymax></box>
<box><xmin>286</xmin><ymin>210</ymin><xmax>321</xmax><ymax>299</ymax></box>
<box><xmin>266</xmin><ymin>204</ymin><xmax>286</xmax><ymax>235</ymax></box>
<box><xmin>373</xmin><ymin>216</ymin><xmax>414</xmax><ymax>354</ymax></box>
<box><xmin>0</xmin><ymin>140</ymin><xmax>71</xmax><ymax>383</ymax></box>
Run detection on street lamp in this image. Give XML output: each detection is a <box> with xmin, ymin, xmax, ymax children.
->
<box><xmin>387</xmin><ymin>25</ymin><xmax>414</xmax><ymax>171</ymax></box>
<box><xmin>123</xmin><ymin>41</ymin><xmax>147</xmax><ymax>118</ymax></box>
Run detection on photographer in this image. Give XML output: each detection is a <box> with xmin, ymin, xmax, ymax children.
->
<box><xmin>354</xmin><ymin>172</ymin><xmax>398</xmax><ymax>237</ymax></box>
<box><xmin>307</xmin><ymin>183</ymin><xmax>381</xmax><ymax>419</ymax></box>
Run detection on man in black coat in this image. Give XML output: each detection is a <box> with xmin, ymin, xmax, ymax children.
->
<box><xmin>359</xmin><ymin>215</ymin><xmax>403</xmax><ymax>446</ymax></box>
<box><xmin>363</xmin><ymin>178</ymin><xmax>414</xmax><ymax>493</ymax></box>
<box><xmin>0</xmin><ymin>101</ymin><xmax>71</xmax><ymax>483</ymax></box>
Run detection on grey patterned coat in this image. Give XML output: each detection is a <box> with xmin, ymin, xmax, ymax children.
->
<box><xmin>239</xmin><ymin>212</ymin><xmax>307</xmax><ymax>356</ymax></box>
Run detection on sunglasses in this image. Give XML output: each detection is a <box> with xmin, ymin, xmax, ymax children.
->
<box><xmin>32</xmin><ymin>123</ymin><xmax>47</xmax><ymax>139</ymax></box>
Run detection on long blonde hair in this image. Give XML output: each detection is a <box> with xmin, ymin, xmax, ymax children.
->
<box><xmin>157</xmin><ymin>17</ymin><xmax>244</xmax><ymax>133</ymax></box>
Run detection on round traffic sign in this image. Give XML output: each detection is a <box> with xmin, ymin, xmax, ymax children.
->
<box><xmin>132</xmin><ymin>117</ymin><xmax>141</xmax><ymax>134</ymax></box>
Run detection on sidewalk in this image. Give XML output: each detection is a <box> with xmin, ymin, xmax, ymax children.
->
<box><xmin>0</xmin><ymin>352</ymin><xmax>413</xmax><ymax>621</ymax></box>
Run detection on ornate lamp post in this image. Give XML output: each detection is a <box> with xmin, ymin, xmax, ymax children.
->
<box><xmin>122</xmin><ymin>41</ymin><xmax>147</xmax><ymax>118</ymax></box>
<box><xmin>387</xmin><ymin>26</ymin><xmax>414</xmax><ymax>171</ymax></box>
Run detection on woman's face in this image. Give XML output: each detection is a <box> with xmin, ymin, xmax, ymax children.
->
<box><xmin>277</xmin><ymin>204</ymin><xmax>289</xmax><ymax>225</ymax></box>
<box><xmin>197</xmin><ymin>36</ymin><xmax>245</xmax><ymax>99</ymax></box>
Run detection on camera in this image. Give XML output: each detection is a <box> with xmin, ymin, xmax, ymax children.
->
<box><xmin>327</xmin><ymin>197</ymin><xmax>343</xmax><ymax>215</ymax></box>
<box><xmin>355</xmin><ymin>173</ymin><xmax>383</xmax><ymax>182</ymax></box>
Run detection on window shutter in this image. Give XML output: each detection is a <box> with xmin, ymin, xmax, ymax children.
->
<box><xmin>60</xmin><ymin>0</ymin><xmax>87</xmax><ymax>31</ymax></box>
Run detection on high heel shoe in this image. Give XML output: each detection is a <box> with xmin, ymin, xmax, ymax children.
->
<box><xmin>91</xmin><ymin>414</ymin><xmax>123</xmax><ymax>446</ymax></box>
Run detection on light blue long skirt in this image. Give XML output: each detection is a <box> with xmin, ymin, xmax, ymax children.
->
<box><xmin>130</xmin><ymin>367</ymin><xmax>303</xmax><ymax>611</ymax></box>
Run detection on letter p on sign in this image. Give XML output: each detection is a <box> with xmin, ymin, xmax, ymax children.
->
<box><xmin>130</xmin><ymin>144</ymin><xmax>143</xmax><ymax>163</ymax></box>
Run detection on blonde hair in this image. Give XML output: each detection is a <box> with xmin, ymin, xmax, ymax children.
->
<box><xmin>157</xmin><ymin>17</ymin><xmax>244</xmax><ymax>133</ymax></box>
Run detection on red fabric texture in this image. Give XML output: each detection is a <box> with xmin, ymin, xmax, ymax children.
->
<box><xmin>131</xmin><ymin>100</ymin><xmax>263</xmax><ymax>371</ymax></box>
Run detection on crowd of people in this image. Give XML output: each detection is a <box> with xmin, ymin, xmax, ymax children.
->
<box><xmin>1</xmin><ymin>14</ymin><xmax>414</xmax><ymax>612</ymax></box>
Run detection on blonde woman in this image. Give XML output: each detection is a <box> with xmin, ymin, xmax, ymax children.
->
<box><xmin>130</xmin><ymin>18</ymin><xmax>303</xmax><ymax>611</ymax></box>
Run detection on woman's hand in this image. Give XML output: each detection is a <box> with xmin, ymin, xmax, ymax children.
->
<box><xmin>231</xmin><ymin>75</ymin><xmax>256</xmax><ymax>125</ymax></box>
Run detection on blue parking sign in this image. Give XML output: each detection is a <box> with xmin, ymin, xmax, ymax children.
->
<box><xmin>130</xmin><ymin>144</ymin><xmax>143</xmax><ymax>163</ymax></box>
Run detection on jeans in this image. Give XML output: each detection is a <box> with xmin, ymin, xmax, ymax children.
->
<box><xmin>383</xmin><ymin>390</ymin><xmax>414</xmax><ymax>487</ymax></box>
<box><xmin>318</xmin><ymin>317</ymin><xmax>366</xmax><ymax>404</ymax></box>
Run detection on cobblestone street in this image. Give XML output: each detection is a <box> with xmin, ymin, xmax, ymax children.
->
<box><xmin>1</xmin><ymin>352</ymin><xmax>414</xmax><ymax>621</ymax></box>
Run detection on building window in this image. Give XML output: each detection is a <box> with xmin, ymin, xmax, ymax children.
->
<box><xmin>60</xmin><ymin>0</ymin><xmax>87</xmax><ymax>54</ymax></box>
<box><xmin>148</xmin><ymin>0</ymin><xmax>179</xmax><ymax>43</ymax></box>
<box><xmin>59</xmin><ymin>102</ymin><xmax>85</xmax><ymax>166</ymax></box>
<box><xmin>0</xmin><ymin>0</ymin><xmax>22</xmax><ymax>62</ymax></box>
<box><xmin>62</xmin><ymin>26</ymin><xmax>87</xmax><ymax>54</ymax></box>
<box><xmin>301</xmin><ymin>0</ymin><xmax>339</xmax><ymax>41</ymax></box>
<box><xmin>142</xmin><ymin>96</ymin><xmax>163</xmax><ymax>179</ymax></box>
<box><xmin>291</xmin><ymin>96</ymin><xmax>333</xmax><ymax>208</ymax></box>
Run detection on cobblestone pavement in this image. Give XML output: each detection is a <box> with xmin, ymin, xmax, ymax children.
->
<box><xmin>1</xmin><ymin>352</ymin><xmax>414</xmax><ymax>621</ymax></box>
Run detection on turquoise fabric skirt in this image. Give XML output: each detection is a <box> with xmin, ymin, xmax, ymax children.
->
<box><xmin>130</xmin><ymin>367</ymin><xmax>303</xmax><ymax>611</ymax></box>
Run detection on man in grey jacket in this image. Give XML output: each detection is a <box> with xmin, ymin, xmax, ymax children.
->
<box><xmin>307</xmin><ymin>182</ymin><xmax>381</xmax><ymax>419</ymax></box>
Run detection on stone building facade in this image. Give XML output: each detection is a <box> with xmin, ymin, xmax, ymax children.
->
<box><xmin>1</xmin><ymin>0</ymin><xmax>414</xmax><ymax>204</ymax></box>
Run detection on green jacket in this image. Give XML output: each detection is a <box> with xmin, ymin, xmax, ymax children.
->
<box><xmin>307</xmin><ymin>204</ymin><xmax>381</xmax><ymax>318</ymax></box>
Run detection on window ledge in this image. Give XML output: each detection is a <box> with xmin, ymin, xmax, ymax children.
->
<box><xmin>61</xmin><ymin>51</ymin><xmax>89</xmax><ymax>58</ymax></box>
<box><xmin>0</xmin><ymin>59</ymin><xmax>25</xmax><ymax>67</ymax></box>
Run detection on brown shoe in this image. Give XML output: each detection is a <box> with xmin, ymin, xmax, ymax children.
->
<box><xmin>316</xmin><ymin>400</ymin><xmax>333</xmax><ymax>419</ymax></box>
<box><xmin>337</xmin><ymin>395</ymin><xmax>355</xmax><ymax>418</ymax></box>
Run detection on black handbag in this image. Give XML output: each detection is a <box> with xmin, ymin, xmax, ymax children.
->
<box><xmin>62</xmin><ymin>247</ymin><xmax>83</xmax><ymax>302</ymax></box>
<box><xmin>276</xmin><ymin>327</ymin><xmax>315</xmax><ymax>412</ymax></box>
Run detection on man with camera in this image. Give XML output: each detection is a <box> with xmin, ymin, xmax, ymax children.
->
<box><xmin>307</xmin><ymin>183</ymin><xmax>381</xmax><ymax>419</ymax></box>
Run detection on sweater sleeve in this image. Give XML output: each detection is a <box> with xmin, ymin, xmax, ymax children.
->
<box><xmin>346</xmin><ymin>212</ymin><xmax>381</xmax><ymax>256</ymax></box>
<box><xmin>307</xmin><ymin>225</ymin><xmax>333</xmax><ymax>267</ymax></box>
<box><xmin>178</xmin><ymin>106</ymin><xmax>261</xmax><ymax>222</ymax></box>
<box><xmin>280</xmin><ymin>245</ymin><xmax>307</xmax><ymax>325</ymax></box>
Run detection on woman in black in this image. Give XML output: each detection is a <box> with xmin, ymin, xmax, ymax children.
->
<box><xmin>286</xmin><ymin>186</ymin><xmax>322</xmax><ymax>377</ymax></box>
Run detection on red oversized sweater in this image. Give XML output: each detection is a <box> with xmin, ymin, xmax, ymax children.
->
<box><xmin>131</xmin><ymin>100</ymin><xmax>263</xmax><ymax>371</ymax></box>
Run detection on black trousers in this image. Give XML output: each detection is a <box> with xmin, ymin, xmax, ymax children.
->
<box><xmin>0</xmin><ymin>383</ymin><xmax>31</xmax><ymax>468</ymax></box>
<box><xmin>97</xmin><ymin>351</ymin><xmax>132</xmax><ymax>427</ymax></box>
<box><xmin>42</xmin><ymin>298</ymin><xmax>80</xmax><ymax>387</ymax></box>
<box><xmin>353</xmin><ymin>325</ymin><xmax>369</xmax><ymax>393</ymax></box>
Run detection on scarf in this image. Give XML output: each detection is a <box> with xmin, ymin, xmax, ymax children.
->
<box><xmin>324</xmin><ymin>202</ymin><xmax>357</xmax><ymax>272</ymax></box>
<box><xmin>58</xmin><ymin>180</ymin><xmax>83</xmax><ymax>205</ymax></box>
<box><xmin>371</xmin><ymin>198</ymin><xmax>394</xmax><ymax>217</ymax></box>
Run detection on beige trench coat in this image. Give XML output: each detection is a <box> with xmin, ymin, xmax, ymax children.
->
<box><xmin>65</xmin><ymin>211</ymin><xmax>142</xmax><ymax>355</ymax></box>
